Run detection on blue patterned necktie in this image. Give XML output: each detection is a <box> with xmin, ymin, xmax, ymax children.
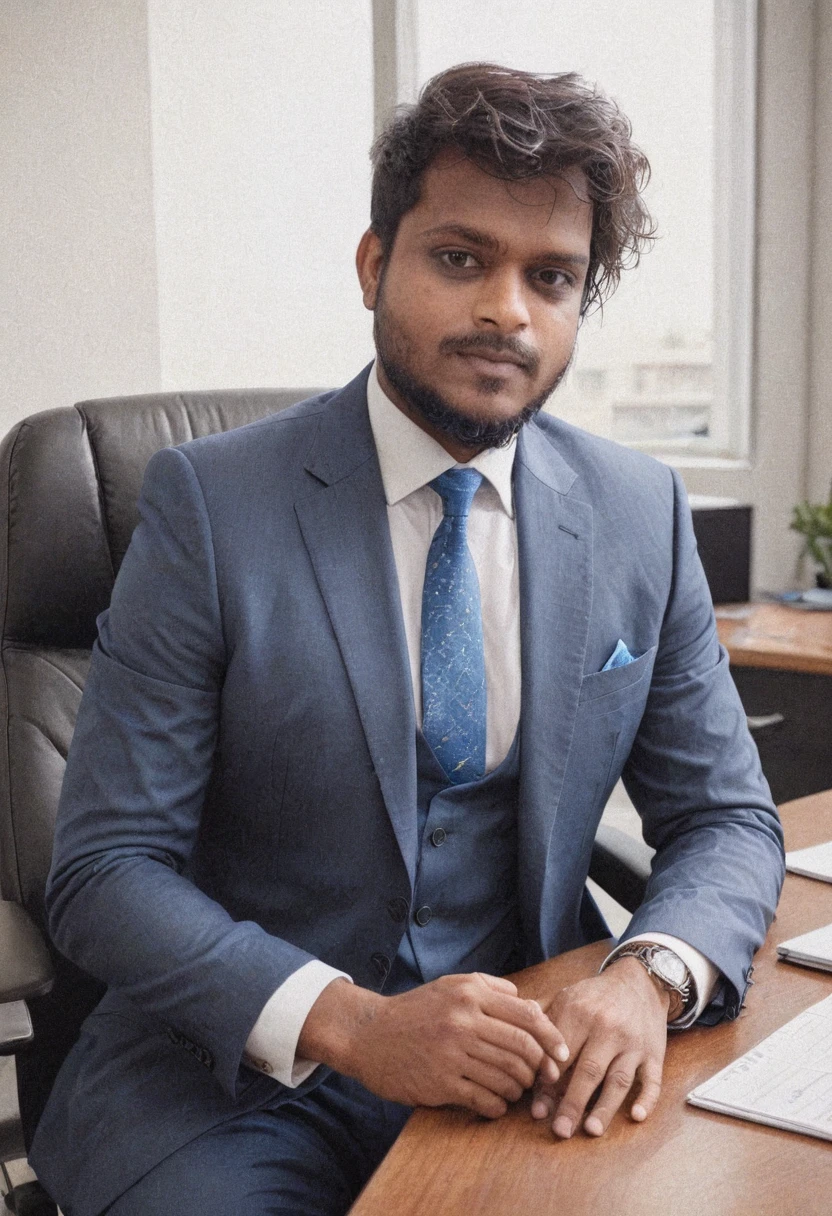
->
<box><xmin>421</xmin><ymin>468</ymin><xmax>486</xmax><ymax>785</ymax></box>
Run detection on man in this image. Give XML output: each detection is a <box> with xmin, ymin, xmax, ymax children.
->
<box><xmin>31</xmin><ymin>64</ymin><xmax>784</xmax><ymax>1215</ymax></box>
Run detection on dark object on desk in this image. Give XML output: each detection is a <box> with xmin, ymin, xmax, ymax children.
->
<box><xmin>691</xmin><ymin>503</ymin><xmax>752</xmax><ymax>604</ymax></box>
<box><xmin>0</xmin><ymin>389</ymin><xmax>653</xmax><ymax>1214</ymax></box>
<box><xmin>730</xmin><ymin>666</ymin><xmax>832</xmax><ymax>804</ymax></box>
<box><xmin>717</xmin><ymin>603</ymin><xmax>832</xmax><ymax>804</ymax></box>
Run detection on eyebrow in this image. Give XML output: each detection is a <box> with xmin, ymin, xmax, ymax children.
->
<box><xmin>420</xmin><ymin>223</ymin><xmax>590</xmax><ymax>267</ymax></box>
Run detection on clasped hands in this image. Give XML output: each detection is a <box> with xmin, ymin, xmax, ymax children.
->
<box><xmin>298</xmin><ymin>957</ymin><xmax>669</xmax><ymax>1139</ymax></box>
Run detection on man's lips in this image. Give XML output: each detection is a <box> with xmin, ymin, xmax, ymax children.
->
<box><xmin>454</xmin><ymin>351</ymin><xmax>529</xmax><ymax>376</ymax></box>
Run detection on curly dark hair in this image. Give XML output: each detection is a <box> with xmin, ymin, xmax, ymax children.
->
<box><xmin>370</xmin><ymin>63</ymin><xmax>655</xmax><ymax>316</ymax></box>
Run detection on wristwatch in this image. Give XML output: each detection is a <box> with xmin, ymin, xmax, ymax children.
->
<box><xmin>610</xmin><ymin>943</ymin><xmax>694</xmax><ymax>1022</ymax></box>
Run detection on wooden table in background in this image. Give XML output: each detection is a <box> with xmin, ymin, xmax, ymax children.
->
<box><xmin>351</xmin><ymin>791</ymin><xmax>832</xmax><ymax>1216</ymax></box>
<box><xmin>716</xmin><ymin>601</ymin><xmax>832</xmax><ymax>677</ymax></box>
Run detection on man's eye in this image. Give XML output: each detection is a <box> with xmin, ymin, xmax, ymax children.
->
<box><xmin>440</xmin><ymin>250</ymin><xmax>478</xmax><ymax>269</ymax></box>
<box><xmin>536</xmin><ymin>268</ymin><xmax>571</xmax><ymax>289</ymax></box>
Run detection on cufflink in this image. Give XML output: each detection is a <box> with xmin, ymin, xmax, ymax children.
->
<box><xmin>243</xmin><ymin>1052</ymin><xmax>274</xmax><ymax>1075</ymax></box>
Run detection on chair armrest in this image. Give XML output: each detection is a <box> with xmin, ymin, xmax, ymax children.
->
<box><xmin>0</xmin><ymin>1000</ymin><xmax>33</xmax><ymax>1055</ymax></box>
<box><xmin>0</xmin><ymin>901</ymin><xmax>54</xmax><ymax>1002</ymax></box>
<box><xmin>589</xmin><ymin>825</ymin><xmax>655</xmax><ymax>914</ymax></box>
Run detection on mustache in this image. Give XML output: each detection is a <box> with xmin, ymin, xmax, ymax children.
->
<box><xmin>438</xmin><ymin>332</ymin><xmax>540</xmax><ymax>376</ymax></box>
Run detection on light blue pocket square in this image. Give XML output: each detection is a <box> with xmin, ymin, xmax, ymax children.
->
<box><xmin>601</xmin><ymin>639</ymin><xmax>636</xmax><ymax>671</ymax></box>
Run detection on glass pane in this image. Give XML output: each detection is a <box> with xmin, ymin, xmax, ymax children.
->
<box><xmin>415</xmin><ymin>1</ymin><xmax>717</xmax><ymax>450</ymax></box>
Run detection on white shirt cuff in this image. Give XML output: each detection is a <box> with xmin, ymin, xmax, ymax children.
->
<box><xmin>244</xmin><ymin>960</ymin><xmax>352</xmax><ymax>1087</ymax></box>
<box><xmin>600</xmin><ymin>932</ymin><xmax>719</xmax><ymax>1029</ymax></box>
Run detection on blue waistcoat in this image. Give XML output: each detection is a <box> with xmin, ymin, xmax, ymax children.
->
<box><xmin>387</xmin><ymin>729</ymin><xmax>522</xmax><ymax>993</ymax></box>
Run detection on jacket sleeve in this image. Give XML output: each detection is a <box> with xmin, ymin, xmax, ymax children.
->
<box><xmin>620</xmin><ymin>467</ymin><xmax>785</xmax><ymax>1022</ymax></box>
<box><xmin>46</xmin><ymin>445</ymin><xmax>317</xmax><ymax>1100</ymax></box>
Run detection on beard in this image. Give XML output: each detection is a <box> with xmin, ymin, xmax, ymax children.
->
<box><xmin>374</xmin><ymin>291</ymin><xmax>571</xmax><ymax>450</ymax></box>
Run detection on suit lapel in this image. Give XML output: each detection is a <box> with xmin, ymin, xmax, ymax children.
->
<box><xmin>294</xmin><ymin>371</ymin><xmax>418</xmax><ymax>886</ymax></box>
<box><xmin>514</xmin><ymin>420</ymin><xmax>593</xmax><ymax>949</ymax></box>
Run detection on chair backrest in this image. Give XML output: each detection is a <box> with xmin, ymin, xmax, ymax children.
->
<box><xmin>0</xmin><ymin>388</ymin><xmax>324</xmax><ymax>1144</ymax></box>
<box><xmin>0</xmin><ymin>388</ymin><xmax>322</xmax><ymax>923</ymax></box>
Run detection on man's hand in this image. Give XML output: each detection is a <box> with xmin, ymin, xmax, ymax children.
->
<box><xmin>531</xmin><ymin>956</ymin><xmax>669</xmax><ymax>1139</ymax></box>
<box><xmin>298</xmin><ymin>973</ymin><xmax>570</xmax><ymax>1119</ymax></box>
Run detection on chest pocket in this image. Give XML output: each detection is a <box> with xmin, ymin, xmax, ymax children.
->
<box><xmin>577</xmin><ymin>645</ymin><xmax>657</xmax><ymax>715</ymax></box>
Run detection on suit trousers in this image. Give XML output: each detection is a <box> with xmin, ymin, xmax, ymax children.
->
<box><xmin>101</xmin><ymin>1072</ymin><xmax>412</xmax><ymax>1216</ymax></box>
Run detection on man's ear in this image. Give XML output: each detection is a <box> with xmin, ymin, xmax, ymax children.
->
<box><xmin>356</xmin><ymin>228</ymin><xmax>385</xmax><ymax>310</ymax></box>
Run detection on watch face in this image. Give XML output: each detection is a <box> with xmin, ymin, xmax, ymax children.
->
<box><xmin>653</xmin><ymin>949</ymin><xmax>688</xmax><ymax>987</ymax></box>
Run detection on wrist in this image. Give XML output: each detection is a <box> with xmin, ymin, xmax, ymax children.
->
<box><xmin>606</xmin><ymin>955</ymin><xmax>673</xmax><ymax>1018</ymax></box>
<box><xmin>296</xmin><ymin>977</ymin><xmax>384</xmax><ymax>1074</ymax></box>
<box><xmin>607</xmin><ymin>945</ymin><xmax>692</xmax><ymax>1022</ymax></box>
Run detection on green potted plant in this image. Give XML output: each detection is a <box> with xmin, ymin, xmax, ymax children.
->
<box><xmin>790</xmin><ymin>482</ymin><xmax>832</xmax><ymax>589</ymax></box>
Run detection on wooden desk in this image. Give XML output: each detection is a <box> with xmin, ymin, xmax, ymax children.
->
<box><xmin>716</xmin><ymin>601</ymin><xmax>832</xmax><ymax>677</ymax></box>
<box><xmin>351</xmin><ymin>792</ymin><xmax>832</xmax><ymax>1216</ymax></box>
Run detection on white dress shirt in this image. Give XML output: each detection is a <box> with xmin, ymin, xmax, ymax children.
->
<box><xmin>244</xmin><ymin>363</ymin><xmax>717</xmax><ymax>1084</ymax></box>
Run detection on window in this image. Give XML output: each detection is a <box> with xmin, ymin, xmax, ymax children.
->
<box><xmin>399</xmin><ymin>0</ymin><xmax>757</xmax><ymax>462</ymax></box>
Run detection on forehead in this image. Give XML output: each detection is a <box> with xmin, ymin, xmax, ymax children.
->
<box><xmin>399</xmin><ymin>149</ymin><xmax>593</xmax><ymax>253</ymax></box>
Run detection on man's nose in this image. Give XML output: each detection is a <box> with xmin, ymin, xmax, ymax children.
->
<box><xmin>473</xmin><ymin>268</ymin><xmax>530</xmax><ymax>332</ymax></box>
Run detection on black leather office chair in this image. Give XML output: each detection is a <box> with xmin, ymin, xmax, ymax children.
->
<box><xmin>0</xmin><ymin>389</ymin><xmax>652</xmax><ymax>1214</ymax></box>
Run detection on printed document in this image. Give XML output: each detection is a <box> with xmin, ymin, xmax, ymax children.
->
<box><xmin>777</xmin><ymin>922</ymin><xmax>832</xmax><ymax>972</ymax></box>
<box><xmin>687</xmin><ymin>993</ymin><xmax>832</xmax><ymax>1140</ymax></box>
<box><xmin>785</xmin><ymin>840</ymin><xmax>832</xmax><ymax>882</ymax></box>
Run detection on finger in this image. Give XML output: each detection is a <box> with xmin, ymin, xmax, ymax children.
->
<box><xmin>530</xmin><ymin>1074</ymin><xmax>558</xmax><ymax>1120</ymax></box>
<box><xmin>582</xmin><ymin>1053</ymin><xmax>640</xmax><ymax>1136</ymax></box>
<box><xmin>462</xmin><ymin>1058</ymin><xmax>525</xmax><ymax>1105</ymax></box>
<box><xmin>454</xmin><ymin>1078</ymin><xmax>509</xmax><ymax>1120</ymax></box>
<box><xmin>552</xmin><ymin>1048</ymin><xmax>615</xmax><ymax>1139</ymax></box>
<box><xmin>538</xmin><ymin>1054</ymin><xmax>562</xmax><ymax>1085</ymax></box>
<box><xmin>630</xmin><ymin>1056</ymin><xmax>663</xmax><ymax>1123</ymax></box>
<box><xmin>476</xmin><ymin>973</ymin><xmax>519</xmax><ymax>997</ymax></box>
<box><xmin>478</xmin><ymin>1014</ymin><xmax>557</xmax><ymax>1081</ymax></box>
<box><xmin>482</xmin><ymin>993</ymin><xmax>570</xmax><ymax>1065</ymax></box>
<box><xmin>466</xmin><ymin>1039</ymin><xmax>537</xmax><ymax>1091</ymax></box>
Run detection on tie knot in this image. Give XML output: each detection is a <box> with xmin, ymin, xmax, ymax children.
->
<box><xmin>430</xmin><ymin>468</ymin><xmax>483</xmax><ymax>518</ymax></box>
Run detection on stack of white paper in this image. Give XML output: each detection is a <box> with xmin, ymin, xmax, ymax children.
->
<box><xmin>785</xmin><ymin>841</ymin><xmax>832</xmax><ymax>882</ymax></box>
<box><xmin>688</xmin><ymin>993</ymin><xmax>832</xmax><ymax>1139</ymax></box>
<box><xmin>777</xmin><ymin>923</ymin><xmax>832</xmax><ymax>972</ymax></box>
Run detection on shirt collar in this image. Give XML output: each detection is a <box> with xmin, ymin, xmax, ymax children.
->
<box><xmin>366</xmin><ymin>361</ymin><xmax>516</xmax><ymax>517</ymax></box>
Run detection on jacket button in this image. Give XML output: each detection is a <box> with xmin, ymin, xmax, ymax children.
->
<box><xmin>415</xmin><ymin>905</ymin><xmax>432</xmax><ymax>926</ymax></box>
<box><xmin>430</xmin><ymin>828</ymin><xmax>447</xmax><ymax>846</ymax></box>
<box><xmin>371</xmin><ymin>952</ymin><xmax>391</xmax><ymax>980</ymax></box>
<box><xmin>387</xmin><ymin>897</ymin><xmax>409</xmax><ymax>924</ymax></box>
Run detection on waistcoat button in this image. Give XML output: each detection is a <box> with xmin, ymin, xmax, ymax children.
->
<box><xmin>371</xmin><ymin>952</ymin><xmax>391</xmax><ymax>980</ymax></box>
<box><xmin>387</xmin><ymin>897</ymin><xmax>409</xmax><ymax>924</ymax></box>
<box><xmin>415</xmin><ymin>905</ymin><xmax>432</xmax><ymax>926</ymax></box>
<box><xmin>430</xmin><ymin>827</ymin><xmax>447</xmax><ymax>846</ymax></box>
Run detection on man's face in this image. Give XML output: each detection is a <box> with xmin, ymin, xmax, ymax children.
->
<box><xmin>357</xmin><ymin>150</ymin><xmax>593</xmax><ymax>457</ymax></box>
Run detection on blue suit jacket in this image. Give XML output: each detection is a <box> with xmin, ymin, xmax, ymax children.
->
<box><xmin>31</xmin><ymin>366</ymin><xmax>784</xmax><ymax>1214</ymax></box>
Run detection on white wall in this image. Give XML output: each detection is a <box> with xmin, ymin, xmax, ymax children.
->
<box><xmin>0</xmin><ymin>0</ymin><xmax>375</xmax><ymax>437</ymax></box>
<box><xmin>809</xmin><ymin>0</ymin><xmax>832</xmax><ymax>506</ymax></box>
<box><xmin>0</xmin><ymin>0</ymin><xmax>160</xmax><ymax>429</ymax></box>
<box><xmin>147</xmin><ymin>0</ymin><xmax>375</xmax><ymax>390</ymax></box>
